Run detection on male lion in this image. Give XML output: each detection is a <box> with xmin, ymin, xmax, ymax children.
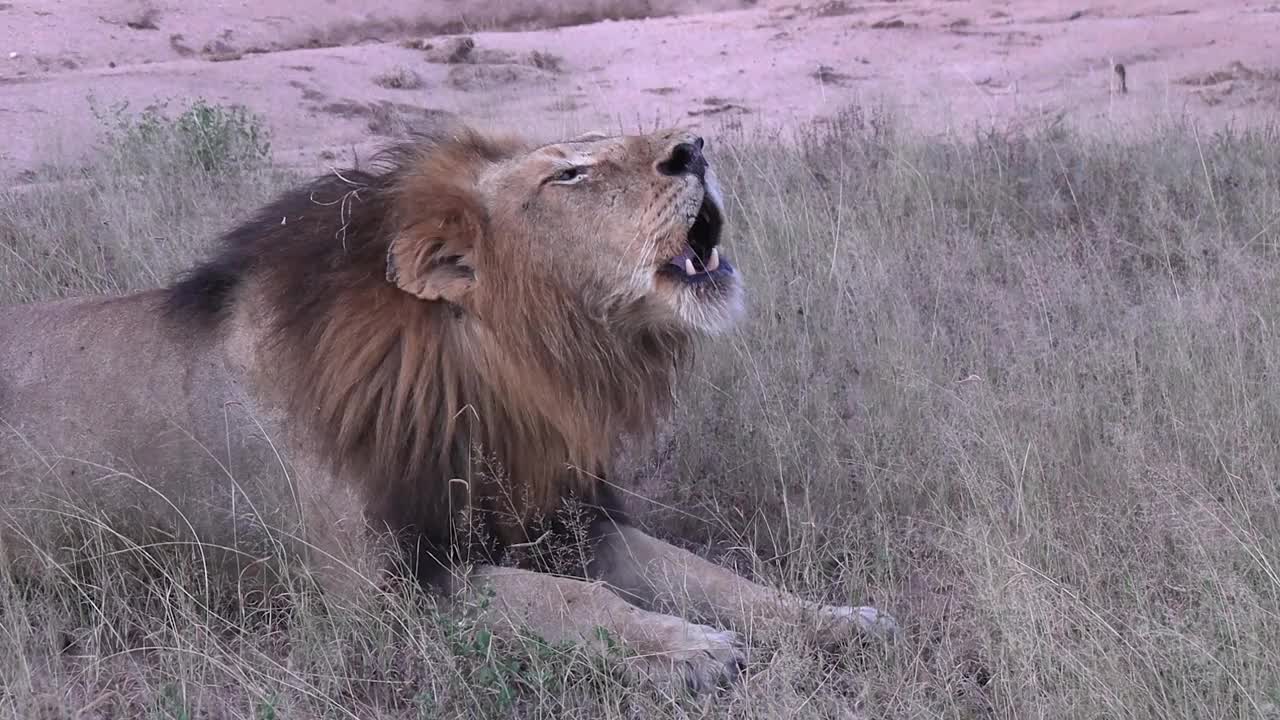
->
<box><xmin>0</xmin><ymin>121</ymin><xmax>894</xmax><ymax>691</ymax></box>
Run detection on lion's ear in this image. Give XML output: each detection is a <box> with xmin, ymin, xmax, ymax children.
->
<box><xmin>385</xmin><ymin>187</ymin><xmax>485</xmax><ymax>305</ymax></box>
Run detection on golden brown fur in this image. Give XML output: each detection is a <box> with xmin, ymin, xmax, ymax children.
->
<box><xmin>1</xmin><ymin>121</ymin><xmax>892</xmax><ymax>693</ymax></box>
<box><xmin>157</xmin><ymin>124</ymin><xmax>713</xmax><ymax>576</ymax></box>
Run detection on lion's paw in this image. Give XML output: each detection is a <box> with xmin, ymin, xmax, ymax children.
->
<box><xmin>625</xmin><ymin>620</ymin><xmax>747</xmax><ymax>694</ymax></box>
<box><xmin>815</xmin><ymin>604</ymin><xmax>899</xmax><ymax>644</ymax></box>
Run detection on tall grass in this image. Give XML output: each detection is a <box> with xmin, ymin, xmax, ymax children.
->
<box><xmin>0</xmin><ymin>97</ymin><xmax>278</xmax><ymax>304</ymax></box>
<box><xmin>2</xmin><ymin>102</ymin><xmax>1278</xmax><ymax>718</ymax></box>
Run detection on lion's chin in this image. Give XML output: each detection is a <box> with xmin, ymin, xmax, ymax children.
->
<box><xmin>652</xmin><ymin>267</ymin><xmax>745</xmax><ymax>337</ymax></box>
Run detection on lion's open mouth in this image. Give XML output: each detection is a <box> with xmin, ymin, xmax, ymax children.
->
<box><xmin>657</xmin><ymin>195</ymin><xmax>733</xmax><ymax>283</ymax></box>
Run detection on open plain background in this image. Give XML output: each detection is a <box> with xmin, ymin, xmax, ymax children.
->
<box><xmin>3</xmin><ymin>1</ymin><xmax>1280</xmax><ymax>177</ymax></box>
<box><xmin>2</xmin><ymin>1</ymin><xmax>1279</xmax><ymax>718</ymax></box>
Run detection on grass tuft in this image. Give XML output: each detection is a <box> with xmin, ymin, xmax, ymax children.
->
<box><xmin>0</xmin><ymin>97</ymin><xmax>280</xmax><ymax>304</ymax></box>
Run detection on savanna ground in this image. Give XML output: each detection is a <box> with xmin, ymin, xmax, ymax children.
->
<box><xmin>1</xmin><ymin>99</ymin><xmax>1279</xmax><ymax>719</ymax></box>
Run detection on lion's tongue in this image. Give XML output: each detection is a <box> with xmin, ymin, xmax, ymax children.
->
<box><xmin>668</xmin><ymin>248</ymin><xmax>696</xmax><ymax>275</ymax></box>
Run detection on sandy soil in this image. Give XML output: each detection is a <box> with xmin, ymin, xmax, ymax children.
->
<box><xmin>2</xmin><ymin>1</ymin><xmax>1279</xmax><ymax>181</ymax></box>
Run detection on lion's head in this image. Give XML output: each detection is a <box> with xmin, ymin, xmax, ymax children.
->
<box><xmin>164</xmin><ymin>120</ymin><xmax>744</xmax><ymax>571</ymax></box>
<box><xmin>384</xmin><ymin>124</ymin><xmax>743</xmax><ymax>336</ymax></box>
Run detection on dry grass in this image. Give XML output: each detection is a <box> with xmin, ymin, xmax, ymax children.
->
<box><xmin>527</xmin><ymin>51</ymin><xmax>565</xmax><ymax>73</ymax></box>
<box><xmin>0</xmin><ymin>98</ymin><xmax>278</xmax><ymax>305</ymax></box>
<box><xmin>2</xmin><ymin>102</ymin><xmax>1279</xmax><ymax>718</ymax></box>
<box><xmin>374</xmin><ymin>66</ymin><xmax>424</xmax><ymax>91</ymax></box>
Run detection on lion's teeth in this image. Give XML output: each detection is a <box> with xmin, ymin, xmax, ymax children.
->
<box><xmin>707</xmin><ymin>248</ymin><xmax>720</xmax><ymax>271</ymax></box>
<box><xmin>684</xmin><ymin>257</ymin><xmax>697</xmax><ymax>276</ymax></box>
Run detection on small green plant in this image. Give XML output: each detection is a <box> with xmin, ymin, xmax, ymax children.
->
<box><xmin>254</xmin><ymin>695</ymin><xmax>280</xmax><ymax>720</ymax></box>
<box><xmin>89</xmin><ymin>95</ymin><xmax>272</xmax><ymax>175</ymax></box>
<box><xmin>154</xmin><ymin>683</ymin><xmax>192</xmax><ymax>720</ymax></box>
<box><xmin>428</xmin><ymin>584</ymin><xmax>621</xmax><ymax>713</ymax></box>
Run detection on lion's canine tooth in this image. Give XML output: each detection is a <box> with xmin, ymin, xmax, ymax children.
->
<box><xmin>684</xmin><ymin>257</ymin><xmax>697</xmax><ymax>276</ymax></box>
<box><xmin>707</xmin><ymin>247</ymin><xmax>720</xmax><ymax>272</ymax></box>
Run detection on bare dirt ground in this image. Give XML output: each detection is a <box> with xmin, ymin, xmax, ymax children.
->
<box><xmin>2</xmin><ymin>1</ymin><xmax>1279</xmax><ymax>182</ymax></box>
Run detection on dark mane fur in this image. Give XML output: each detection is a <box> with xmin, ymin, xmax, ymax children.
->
<box><xmin>161</xmin><ymin>127</ymin><xmax>691</xmax><ymax>585</ymax></box>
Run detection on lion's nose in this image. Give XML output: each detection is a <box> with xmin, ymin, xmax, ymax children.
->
<box><xmin>657</xmin><ymin>138</ymin><xmax>707</xmax><ymax>179</ymax></box>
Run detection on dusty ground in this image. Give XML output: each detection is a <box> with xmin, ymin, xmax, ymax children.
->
<box><xmin>2</xmin><ymin>1</ymin><xmax>1279</xmax><ymax>181</ymax></box>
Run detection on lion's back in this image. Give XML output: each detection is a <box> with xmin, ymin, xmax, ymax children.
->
<box><xmin>0</xmin><ymin>290</ymin><xmax>308</xmax><ymax>572</ymax></box>
<box><xmin>0</xmin><ymin>290</ymin><xmax>207</xmax><ymax>449</ymax></box>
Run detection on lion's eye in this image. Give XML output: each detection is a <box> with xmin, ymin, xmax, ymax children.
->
<box><xmin>549</xmin><ymin>166</ymin><xmax>585</xmax><ymax>184</ymax></box>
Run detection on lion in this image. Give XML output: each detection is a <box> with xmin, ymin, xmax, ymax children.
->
<box><xmin>0</xmin><ymin>120</ymin><xmax>895</xmax><ymax>692</ymax></box>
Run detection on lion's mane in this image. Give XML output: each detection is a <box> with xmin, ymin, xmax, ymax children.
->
<box><xmin>161</xmin><ymin>127</ymin><xmax>692</xmax><ymax>580</ymax></box>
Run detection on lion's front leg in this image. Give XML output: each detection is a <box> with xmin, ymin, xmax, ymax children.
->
<box><xmin>592</xmin><ymin>525</ymin><xmax>897</xmax><ymax>646</ymax></box>
<box><xmin>448</xmin><ymin>564</ymin><xmax>747</xmax><ymax>693</ymax></box>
